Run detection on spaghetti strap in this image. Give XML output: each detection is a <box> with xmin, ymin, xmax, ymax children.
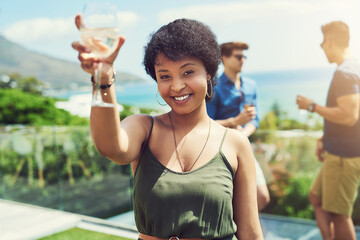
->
<box><xmin>219</xmin><ymin>128</ymin><xmax>228</xmax><ymax>152</ymax></box>
<box><xmin>146</xmin><ymin>116</ymin><xmax>154</xmax><ymax>143</ymax></box>
<box><xmin>138</xmin><ymin>115</ymin><xmax>154</xmax><ymax>164</ymax></box>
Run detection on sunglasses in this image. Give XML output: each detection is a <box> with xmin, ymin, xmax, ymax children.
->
<box><xmin>233</xmin><ymin>54</ymin><xmax>247</xmax><ymax>61</ymax></box>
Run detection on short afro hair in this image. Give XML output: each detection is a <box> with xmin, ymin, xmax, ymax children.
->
<box><xmin>143</xmin><ymin>18</ymin><xmax>221</xmax><ymax>101</ymax></box>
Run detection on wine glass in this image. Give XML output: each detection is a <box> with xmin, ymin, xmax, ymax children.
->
<box><xmin>80</xmin><ymin>2</ymin><xmax>119</xmax><ymax>107</ymax></box>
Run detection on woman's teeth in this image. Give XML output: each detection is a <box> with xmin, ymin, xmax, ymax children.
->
<box><xmin>174</xmin><ymin>95</ymin><xmax>189</xmax><ymax>101</ymax></box>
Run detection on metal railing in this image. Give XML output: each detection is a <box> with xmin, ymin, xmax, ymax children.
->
<box><xmin>0</xmin><ymin>125</ymin><xmax>132</xmax><ymax>219</ymax></box>
<box><xmin>1</xmin><ymin>126</ymin><xmax>359</xmax><ymax>224</ymax></box>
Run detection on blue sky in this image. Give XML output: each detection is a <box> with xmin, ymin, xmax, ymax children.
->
<box><xmin>0</xmin><ymin>0</ymin><xmax>359</xmax><ymax>79</ymax></box>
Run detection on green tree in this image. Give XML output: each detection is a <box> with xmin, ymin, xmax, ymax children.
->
<box><xmin>1</xmin><ymin>73</ymin><xmax>45</xmax><ymax>95</ymax></box>
<box><xmin>272</xmin><ymin>101</ymin><xmax>282</xmax><ymax>118</ymax></box>
<box><xmin>259</xmin><ymin>101</ymin><xmax>322</xmax><ymax>131</ymax></box>
<box><xmin>16</xmin><ymin>76</ymin><xmax>45</xmax><ymax>95</ymax></box>
<box><xmin>259</xmin><ymin>111</ymin><xmax>278</xmax><ymax>130</ymax></box>
<box><xmin>264</xmin><ymin>175</ymin><xmax>314</xmax><ymax>219</ymax></box>
<box><xmin>0</xmin><ymin>89</ymin><xmax>88</xmax><ymax>126</ymax></box>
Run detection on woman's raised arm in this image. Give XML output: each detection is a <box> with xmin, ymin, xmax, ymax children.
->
<box><xmin>72</xmin><ymin>14</ymin><xmax>148</xmax><ymax>165</ymax></box>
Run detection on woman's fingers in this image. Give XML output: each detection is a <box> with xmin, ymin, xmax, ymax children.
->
<box><xmin>72</xmin><ymin>41</ymin><xmax>94</xmax><ymax>62</ymax></box>
<box><xmin>106</xmin><ymin>36</ymin><xmax>126</xmax><ymax>63</ymax></box>
<box><xmin>72</xmin><ymin>41</ymin><xmax>96</xmax><ymax>74</ymax></box>
<box><xmin>73</xmin><ymin>36</ymin><xmax>125</xmax><ymax>66</ymax></box>
<box><xmin>79</xmin><ymin>53</ymin><xmax>98</xmax><ymax>74</ymax></box>
<box><xmin>73</xmin><ymin>15</ymin><xmax>124</xmax><ymax>75</ymax></box>
<box><xmin>81</xmin><ymin>61</ymin><xmax>95</xmax><ymax>74</ymax></box>
<box><xmin>71</xmin><ymin>41</ymin><xmax>91</xmax><ymax>53</ymax></box>
<box><xmin>78</xmin><ymin>53</ymin><xmax>95</xmax><ymax>63</ymax></box>
<box><xmin>75</xmin><ymin>14</ymin><xmax>84</xmax><ymax>30</ymax></box>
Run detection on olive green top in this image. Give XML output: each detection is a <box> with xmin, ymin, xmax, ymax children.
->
<box><xmin>133</xmin><ymin>118</ymin><xmax>237</xmax><ymax>239</ymax></box>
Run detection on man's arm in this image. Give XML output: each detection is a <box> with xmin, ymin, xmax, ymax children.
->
<box><xmin>216</xmin><ymin>108</ymin><xmax>256</xmax><ymax>129</ymax></box>
<box><xmin>216</xmin><ymin>118</ymin><xmax>237</xmax><ymax>128</ymax></box>
<box><xmin>237</xmin><ymin>85</ymin><xmax>259</xmax><ymax>136</ymax></box>
<box><xmin>315</xmin><ymin>94</ymin><xmax>359</xmax><ymax>126</ymax></box>
<box><xmin>297</xmin><ymin>93</ymin><xmax>360</xmax><ymax>126</ymax></box>
<box><xmin>206</xmin><ymin>92</ymin><xmax>254</xmax><ymax>128</ymax></box>
<box><xmin>236</xmin><ymin>123</ymin><xmax>256</xmax><ymax>137</ymax></box>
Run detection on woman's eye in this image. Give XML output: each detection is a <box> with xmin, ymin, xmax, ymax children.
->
<box><xmin>160</xmin><ymin>75</ymin><xmax>170</xmax><ymax>80</ymax></box>
<box><xmin>184</xmin><ymin>70</ymin><xmax>194</xmax><ymax>76</ymax></box>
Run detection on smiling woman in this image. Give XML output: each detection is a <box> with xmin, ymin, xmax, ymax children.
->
<box><xmin>72</xmin><ymin>15</ymin><xmax>263</xmax><ymax>240</ymax></box>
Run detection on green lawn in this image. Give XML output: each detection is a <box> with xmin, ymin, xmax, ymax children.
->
<box><xmin>39</xmin><ymin>228</ymin><xmax>134</xmax><ymax>240</ymax></box>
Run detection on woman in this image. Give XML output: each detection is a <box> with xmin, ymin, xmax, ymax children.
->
<box><xmin>72</xmin><ymin>15</ymin><xmax>263</xmax><ymax>240</ymax></box>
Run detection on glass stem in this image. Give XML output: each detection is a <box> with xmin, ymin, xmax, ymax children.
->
<box><xmin>94</xmin><ymin>62</ymin><xmax>103</xmax><ymax>103</ymax></box>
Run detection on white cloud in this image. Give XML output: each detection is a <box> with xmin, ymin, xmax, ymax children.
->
<box><xmin>157</xmin><ymin>0</ymin><xmax>357</xmax><ymax>27</ymax></box>
<box><xmin>155</xmin><ymin>0</ymin><xmax>360</xmax><ymax>73</ymax></box>
<box><xmin>117</xmin><ymin>11</ymin><xmax>139</xmax><ymax>30</ymax></box>
<box><xmin>4</xmin><ymin>17</ymin><xmax>75</xmax><ymax>42</ymax></box>
<box><xmin>3</xmin><ymin>11</ymin><xmax>140</xmax><ymax>43</ymax></box>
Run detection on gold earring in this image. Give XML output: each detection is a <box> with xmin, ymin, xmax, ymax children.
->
<box><xmin>206</xmin><ymin>81</ymin><xmax>213</xmax><ymax>98</ymax></box>
<box><xmin>156</xmin><ymin>91</ymin><xmax>167</xmax><ymax>106</ymax></box>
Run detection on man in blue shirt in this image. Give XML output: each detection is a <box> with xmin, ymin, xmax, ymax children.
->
<box><xmin>207</xmin><ymin>41</ymin><xmax>270</xmax><ymax>211</ymax></box>
<box><xmin>207</xmin><ymin>42</ymin><xmax>259</xmax><ymax>137</ymax></box>
<box><xmin>297</xmin><ymin>21</ymin><xmax>360</xmax><ymax>240</ymax></box>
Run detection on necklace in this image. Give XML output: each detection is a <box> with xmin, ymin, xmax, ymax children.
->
<box><xmin>168</xmin><ymin>112</ymin><xmax>211</xmax><ymax>172</ymax></box>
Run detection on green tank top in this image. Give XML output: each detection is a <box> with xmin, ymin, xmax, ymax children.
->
<box><xmin>133</xmin><ymin>117</ymin><xmax>237</xmax><ymax>239</ymax></box>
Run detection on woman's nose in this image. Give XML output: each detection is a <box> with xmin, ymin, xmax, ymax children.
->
<box><xmin>171</xmin><ymin>77</ymin><xmax>185</xmax><ymax>92</ymax></box>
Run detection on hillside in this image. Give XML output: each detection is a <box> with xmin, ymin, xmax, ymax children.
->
<box><xmin>0</xmin><ymin>35</ymin><xmax>147</xmax><ymax>89</ymax></box>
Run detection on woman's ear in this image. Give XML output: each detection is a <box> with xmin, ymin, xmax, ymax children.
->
<box><xmin>207</xmin><ymin>74</ymin><xmax>211</xmax><ymax>81</ymax></box>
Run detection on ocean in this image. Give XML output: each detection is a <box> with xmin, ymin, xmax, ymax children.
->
<box><xmin>56</xmin><ymin>67</ymin><xmax>335</xmax><ymax>121</ymax></box>
<box><xmin>247</xmin><ymin>67</ymin><xmax>333</xmax><ymax>121</ymax></box>
<box><xmin>116</xmin><ymin>67</ymin><xmax>334</xmax><ymax>121</ymax></box>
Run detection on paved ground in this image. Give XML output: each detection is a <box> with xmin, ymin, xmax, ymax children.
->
<box><xmin>0</xmin><ymin>199</ymin><xmax>137</xmax><ymax>240</ymax></box>
<box><xmin>108</xmin><ymin>210</ymin><xmax>360</xmax><ymax>240</ymax></box>
<box><xmin>260</xmin><ymin>214</ymin><xmax>360</xmax><ymax>240</ymax></box>
<box><xmin>2</xmin><ymin>199</ymin><xmax>360</xmax><ymax>240</ymax></box>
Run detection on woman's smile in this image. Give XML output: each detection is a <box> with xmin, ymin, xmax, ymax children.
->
<box><xmin>173</xmin><ymin>94</ymin><xmax>191</xmax><ymax>103</ymax></box>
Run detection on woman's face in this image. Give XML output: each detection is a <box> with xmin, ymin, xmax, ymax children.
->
<box><xmin>155</xmin><ymin>53</ymin><xmax>210</xmax><ymax>115</ymax></box>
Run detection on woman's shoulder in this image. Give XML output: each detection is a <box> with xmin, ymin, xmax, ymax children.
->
<box><xmin>212</xmin><ymin>122</ymin><xmax>251</xmax><ymax>152</ymax></box>
<box><xmin>226</xmin><ymin>128</ymin><xmax>251</xmax><ymax>155</ymax></box>
<box><xmin>211</xmin><ymin>122</ymin><xmax>250</xmax><ymax>147</ymax></box>
<box><xmin>122</xmin><ymin>113</ymin><xmax>152</xmax><ymax>125</ymax></box>
<box><xmin>121</xmin><ymin>114</ymin><xmax>155</xmax><ymax>137</ymax></box>
<box><xmin>211</xmin><ymin>123</ymin><xmax>251</xmax><ymax>173</ymax></box>
<box><xmin>122</xmin><ymin>113</ymin><xmax>170</xmax><ymax>131</ymax></box>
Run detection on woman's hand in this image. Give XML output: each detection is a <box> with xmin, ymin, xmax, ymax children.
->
<box><xmin>71</xmin><ymin>14</ymin><xmax>126</xmax><ymax>80</ymax></box>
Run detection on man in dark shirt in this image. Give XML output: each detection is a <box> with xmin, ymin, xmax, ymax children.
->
<box><xmin>297</xmin><ymin>21</ymin><xmax>360</xmax><ymax>240</ymax></box>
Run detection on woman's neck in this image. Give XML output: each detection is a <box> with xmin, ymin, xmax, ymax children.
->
<box><xmin>169</xmin><ymin>102</ymin><xmax>209</xmax><ymax>133</ymax></box>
